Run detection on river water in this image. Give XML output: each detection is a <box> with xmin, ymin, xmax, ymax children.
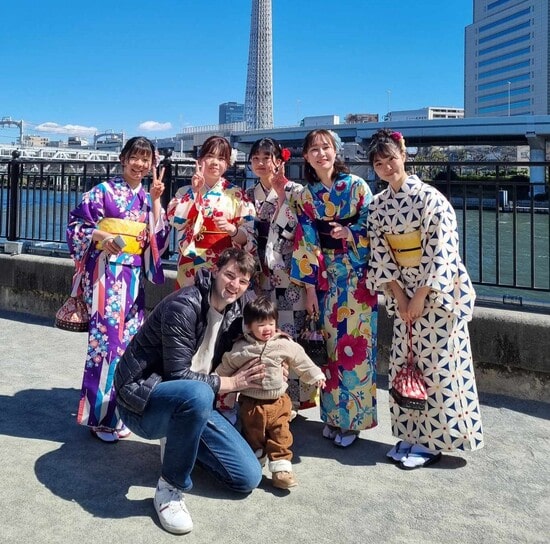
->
<box><xmin>3</xmin><ymin>190</ymin><xmax>549</xmax><ymax>307</ymax></box>
<box><xmin>457</xmin><ymin>209</ymin><xmax>549</xmax><ymax>307</ymax></box>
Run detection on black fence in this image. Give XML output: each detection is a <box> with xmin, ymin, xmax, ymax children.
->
<box><xmin>1</xmin><ymin>153</ymin><xmax>549</xmax><ymax>295</ymax></box>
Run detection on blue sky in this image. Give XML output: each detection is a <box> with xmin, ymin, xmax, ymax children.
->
<box><xmin>1</xmin><ymin>0</ymin><xmax>472</xmax><ymax>142</ymax></box>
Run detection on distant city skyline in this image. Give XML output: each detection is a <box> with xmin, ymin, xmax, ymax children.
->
<box><xmin>0</xmin><ymin>1</ymin><xmax>472</xmax><ymax>143</ymax></box>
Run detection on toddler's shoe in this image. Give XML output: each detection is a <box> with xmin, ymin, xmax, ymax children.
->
<box><xmin>272</xmin><ymin>471</ymin><xmax>298</xmax><ymax>490</ymax></box>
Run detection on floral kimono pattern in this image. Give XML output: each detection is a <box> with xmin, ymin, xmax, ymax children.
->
<box><xmin>67</xmin><ymin>176</ymin><xmax>170</xmax><ymax>429</ymax></box>
<box><xmin>290</xmin><ymin>173</ymin><xmax>378</xmax><ymax>431</ymax></box>
<box><xmin>168</xmin><ymin>178</ymin><xmax>256</xmax><ymax>289</ymax></box>
<box><xmin>366</xmin><ymin>175</ymin><xmax>484</xmax><ymax>452</ymax></box>
<box><xmin>246</xmin><ymin>181</ymin><xmax>317</xmax><ymax>408</ymax></box>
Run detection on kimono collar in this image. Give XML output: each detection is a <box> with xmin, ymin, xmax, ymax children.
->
<box><xmin>315</xmin><ymin>172</ymin><xmax>350</xmax><ymax>192</ymax></box>
<box><xmin>204</xmin><ymin>177</ymin><xmax>225</xmax><ymax>192</ymax></box>
<box><xmin>390</xmin><ymin>174</ymin><xmax>421</xmax><ymax>196</ymax></box>
<box><xmin>116</xmin><ymin>176</ymin><xmax>142</xmax><ymax>194</ymax></box>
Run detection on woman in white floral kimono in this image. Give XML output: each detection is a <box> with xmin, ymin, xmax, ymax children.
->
<box><xmin>366</xmin><ymin>128</ymin><xmax>484</xmax><ymax>469</ymax></box>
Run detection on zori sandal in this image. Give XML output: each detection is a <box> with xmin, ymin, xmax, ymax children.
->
<box><xmin>386</xmin><ymin>441</ymin><xmax>413</xmax><ymax>463</ymax></box>
<box><xmin>399</xmin><ymin>450</ymin><xmax>442</xmax><ymax>470</ymax></box>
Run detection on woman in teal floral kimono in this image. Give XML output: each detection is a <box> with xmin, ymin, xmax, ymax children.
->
<box><xmin>284</xmin><ymin>129</ymin><xmax>378</xmax><ymax>448</ymax></box>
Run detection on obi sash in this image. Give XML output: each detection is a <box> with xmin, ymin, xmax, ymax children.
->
<box><xmin>385</xmin><ymin>230</ymin><xmax>422</xmax><ymax>267</ymax></box>
<box><xmin>96</xmin><ymin>217</ymin><xmax>146</xmax><ymax>255</ymax></box>
<box><xmin>255</xmin><ymin>219</ymin><xmax>270</xmax><ymax>259</ymax></box>
<box><xmin>193</xmin><ymin>216</ymin><xmax>233</xmax><ymax>254</ymax></box>
<box><xmin>314</xmin><ymin>213</ymin><xmax>359</xmax><ymax>252</ymax></box>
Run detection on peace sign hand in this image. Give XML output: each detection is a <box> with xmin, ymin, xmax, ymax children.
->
<box><xmin>272</xmin><ymin>163</ymin><xmax>288</xmax><ymax>199</ymax></box>
<box><xmin>150</xmin><ymin>163</ymin><xmax>165</xmax><ymax>201</ymax></box>
<box><xmin>192</xmin><ymin>160</ymin><xmax>205</xmax><ymax>192</ymax></box>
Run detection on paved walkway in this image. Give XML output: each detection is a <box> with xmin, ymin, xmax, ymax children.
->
<box><xmin>1</xmin><ymin>309</ymin><xmax>548</xmax><ymax>544</ymax></box>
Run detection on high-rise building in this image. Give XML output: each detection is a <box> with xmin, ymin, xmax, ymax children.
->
<box><xmin>244</xmin><ymin>0</ymin><xmax>274</xmax><ymax>129</ymax></box>
<box><xmin>465</xmin><ymin>0</ymin><xmax>549</xmax><ymax>117</ymax></box>
<box><xmin>219</xmin><ymin>102</ymin><xmax>245</xmax><ymax>125</ymax></box>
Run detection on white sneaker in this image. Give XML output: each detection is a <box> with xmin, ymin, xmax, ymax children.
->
<box><xmin>153</xmin><ymin>477</ymin><xmax>193</xmax><ymax>534</ymax></box>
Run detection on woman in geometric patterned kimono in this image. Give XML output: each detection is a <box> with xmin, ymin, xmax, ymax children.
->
<box><xmin>67</xmin><ymin>137</ymin><xmax>171</xmax><ymax>442</ymax></box>
<box><xmin>246</xmin><ymin>137</ymin><xmax>318</xmax><ymax>412</ymax></box>
<box><xmin>366</xmin><ymin>129</ymin><xmax>484</xmax><ymax>469</ymax></box>
<box><xmin>286</xmin><ymin>129</ymin><xmax>379</xmax><ymax>448</ymax></box>
<box><xmin>167</xmin><ymin>135</ymin><xmax>256</xmax><ymax>290</ymax></box>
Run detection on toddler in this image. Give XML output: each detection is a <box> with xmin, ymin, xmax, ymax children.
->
<box><xmin>216</xmin><ymin>296</ymin><xmax>325</xmax><ymax>489</ymax></box>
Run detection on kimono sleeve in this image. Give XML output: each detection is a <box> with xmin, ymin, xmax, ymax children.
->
<box><xmin>167</xmin><ymin>186</ymin><xmax>201</xmax><ymax>231</ymax></box>
<box><xmin>232</xmin><ymin>189</ymin><xmax>257</xmax><ymax>254</ymax></box>
<box><xmin>346</xmin><ymin>177</ymin><xmax>373</xmax><ymax>267</ymax></box>
<box><xmin>289</xmin><ymin>185</ymin><xmax>328</xmax><ymax>290</ymax></box>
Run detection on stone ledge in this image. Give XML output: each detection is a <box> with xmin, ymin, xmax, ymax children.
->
<box><xmin>1</xmin><ymin>253</ymin><xmax>548</xmax><ymax>402</ymax></box>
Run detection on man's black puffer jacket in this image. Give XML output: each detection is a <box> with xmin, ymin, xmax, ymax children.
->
<box><xmin>114</xmin><ymin>268</ymin><xmax>251</xmax><ymax>415</ymax></box>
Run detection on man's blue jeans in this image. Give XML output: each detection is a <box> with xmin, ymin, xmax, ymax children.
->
<box><xmin>118</xmin><ymin>380</ymin><xmax>262</xmax><ymax>492</ymax></box>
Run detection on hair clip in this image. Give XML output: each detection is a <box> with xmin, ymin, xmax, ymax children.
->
<box><xmin>390</xmin><ymin>131</ymin><xmax>403</xmax><ymax>141</ymax></box>
<box><xmin>281</xmin><ymin>148</ymin><xmax>291</xmax><ymax>162</ymax></box>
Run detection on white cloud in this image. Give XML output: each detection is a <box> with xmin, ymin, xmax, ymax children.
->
<box><xmin>34</xmin><ymin>122</ymin><xmax>98</xmax><ymax>136</ymax></box>
<box><xmin>138</xmin><ymin>121</ymin><xmax>172</xmax><ymax>132</ymax></box>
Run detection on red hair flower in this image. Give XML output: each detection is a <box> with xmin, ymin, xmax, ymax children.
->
<box><xmin>281</xmin><ymin>148</ymin><xmax>291</xmax><ymax>162</ymax></box>
<box><xmin>390</xmin><ymin>131</ymin><xmax>403</xmax><ymax>141</ymax></box>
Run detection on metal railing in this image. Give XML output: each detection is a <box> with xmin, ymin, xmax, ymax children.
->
<box><xmin>1</xmin><ymin>152</ymin><xmax>549</xmax><ymax>295</ymax></box>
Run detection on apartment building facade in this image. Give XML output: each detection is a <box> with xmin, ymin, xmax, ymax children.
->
<box><xmin>465</xmin><ymin>0</ymin><xmax>549</xmax><ymax>117</ymax></box>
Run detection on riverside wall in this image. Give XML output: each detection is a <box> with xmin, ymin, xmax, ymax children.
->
<box><xmin>1</xmin><ymin>253</ymin><xmax>548</xmax><ymax>402</ymax></box>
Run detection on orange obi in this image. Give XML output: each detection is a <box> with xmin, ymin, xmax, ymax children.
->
<box><xmin>95</xmin><ymin>218</ymin><xmax>147</xmax><ymax>255</ymax></box>
<box><xmin>193</xmin><ymin>217</ymin><xmax>233</xmax><ymax>254</ymax></box>
<box><xmin>385</xmin><ymin>230</ymin><xmax>422</xmax><ymax>267</ymax></box>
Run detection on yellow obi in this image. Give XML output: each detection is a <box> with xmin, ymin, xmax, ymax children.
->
<box><xmin>96</xmin><ymin>218</ymin><xmax>147</xmax><ymax>255</ymax></box>
<box><xmin>385</xmin><ymin>230</ymin><xmax>422</xmax><ymax>267</ymax></box>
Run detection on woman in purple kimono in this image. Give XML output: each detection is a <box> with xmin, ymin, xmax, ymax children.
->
<box><xmin>67</xmin><ymin>137</ymin><xmax>170</xmax><ymax>442</ymax></box>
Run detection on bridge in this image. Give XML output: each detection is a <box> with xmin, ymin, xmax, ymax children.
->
<box><xmin>231</xmin><ymin>114</ymin><xmax>550</xmax><ymax>154</ymax></box>
<box><xmin>0</xmin><ymin>144</ymin><xmax>120</xmax><ymax>162</ymax></box>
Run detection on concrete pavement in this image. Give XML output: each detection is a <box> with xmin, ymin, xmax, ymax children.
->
<box><xmin>0</xmin><ymin>309</ymin><xmax>548</xmax><ymax>544</ymax></box>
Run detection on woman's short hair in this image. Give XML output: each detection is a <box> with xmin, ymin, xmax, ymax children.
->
<box><xmin>198</xmin><ymin>135</ymin><xmax>232</xmax><ymax>164</ymax></box>
<box><xmin>248</xmin><ymin>137</ymin><xmax>284</xmax><ymax>162</ymax></box>
<box><xmin>120</xmin><ymin>137</ymin><xmax>155</xmax><ymax>163</ymax></box>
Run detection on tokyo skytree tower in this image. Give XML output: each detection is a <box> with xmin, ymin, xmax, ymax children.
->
<box><xmin>244</xmin><ymin>0</ymin><xmax>274</xmax><ymax>129</ymax></box>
